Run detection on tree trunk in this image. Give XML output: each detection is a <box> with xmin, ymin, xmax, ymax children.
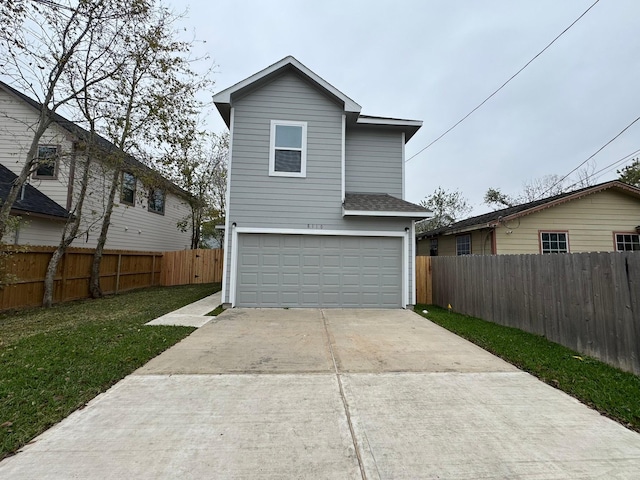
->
<box><xmin>89</xmin><ymin>166</ymin><xmax>120</xmax><ymax>298</ymax></box>
<box><xmin>42</xmin><ymin>153</ymin><xmax>94</xmax><ymax>307</ymax></box>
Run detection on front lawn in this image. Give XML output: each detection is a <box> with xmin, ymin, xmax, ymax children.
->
<box><xmin>0</xmin><ymin>283</ymin><xmax>219</xmax><ymax>460</ymax></box>
<box><xmin>415</xmin><ymin>304</ymin><xmax>640</xmax><ymax>433</ymax></box>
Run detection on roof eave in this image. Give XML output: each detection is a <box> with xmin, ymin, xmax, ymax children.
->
<box><xmin>343</xmin><ymin>207</ymin><xmax>431</xmax><ymax>219</ymax></box>
<box><xmin>212</xmin><ymin>56</ymin><xmax>362</xmax><ymax>121</ymax></box>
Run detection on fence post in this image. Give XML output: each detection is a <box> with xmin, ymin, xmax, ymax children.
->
<box><xmin>115</xmin><ymin>253</ymin><xmax>122</xmax><ymax>294</ymax></box>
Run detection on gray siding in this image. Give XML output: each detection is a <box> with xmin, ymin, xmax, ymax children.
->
<box><xmin>230</xmin><ymin>71</ymin><xmax>343</xmax><ymax>229</ymax></box>
<box><xmin>345</xmin><ymin>127</ymin><xmax>403</xmax><ymax>197</ymax></box>
<box><xmin>223</xmin><ymin>71</ymin><xmax>414</xmax><ymax>304</ymax></box>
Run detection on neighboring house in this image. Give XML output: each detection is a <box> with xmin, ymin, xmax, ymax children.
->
<box><xmin>0</xmin><ymin>80</ymin><xmax>192</xmax><ymax>251</ymax></box>
<box><xmin>213</xmin><ymin>56</ymin><xmax>430</xmax><ymax>309</ymax></box>
<box><xmin>416</xmin><ymin>181</ymin><xmax>640</xmax><ymax>256</ymax></box>
<box><xmin>0</xmin><ymin>163</ymin><xmax>71</xmax><ymax>244</ymax></box>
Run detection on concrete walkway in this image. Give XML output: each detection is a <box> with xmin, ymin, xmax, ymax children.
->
<box><xmin>2</xmin><ymin>307</ymin><xmax>640</xmax><ymax>479</ymax></box>
<box><xmin>145</xmin><ymin>291</ymin><xmax>221</xmax><ymax>327</ymax></box>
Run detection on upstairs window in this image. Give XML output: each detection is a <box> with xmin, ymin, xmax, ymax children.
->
<box><xmin>269</xmin><ymin>120</ymin><xmax>307</xmax><ymax>177</ymax></box>
<box><xmin>615</xmin><ymin>233</ymin><xmax>640</xmax><ymax>251</ymax></box>
<box><xmin>34</xmin><ymin>145</ymin><xmax>59</xmax><ymax>179</ymax></box>
<box><xmin>148</xmin><ymin>188</ymin><xmax>165</xmax><ymax>215</ymax></box>
<box><xmin>540</xmin><ymin>231</ymin><xmax>568</xmax><ymax>254</ymax></box>
<box><xmin>121</xmin><ymin>172</ymin><xmax>136</xmax><ymax>206</ymax></box>
<box><xmin>456</xmin><ymin>234</ymin><xmax>471</xmax><ymax>255</ymax></box>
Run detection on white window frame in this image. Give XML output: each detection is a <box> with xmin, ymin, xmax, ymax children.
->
<box><xmin>615</xmin><ymin>232</ymin><xmax>640</xmax><ymax>251</ymax></box>
<box><xmin>456</xmin><ymin>234</ymin><xmax>471</xmax><ymax>256</ymax></box>
<box><xmin>540</xmin><ymin>231</ymin><xmax>569</xmax><ymax>254</ymax></box>
<box><xmin>269</xmin><ymin>120</ymin><xmax>307</xmax><ymax>178</ymax></box>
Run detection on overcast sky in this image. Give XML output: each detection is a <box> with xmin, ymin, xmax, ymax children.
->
<box><xmin>178</xmin><ymin>0</ymin><xmax>640</xmax><ymax>214</ymax></box>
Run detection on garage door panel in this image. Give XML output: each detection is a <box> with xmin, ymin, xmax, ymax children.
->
<box><xmin>236</xmin><ymin>234</ymin><xmax>402</xmax><ymax>308</ymax></box>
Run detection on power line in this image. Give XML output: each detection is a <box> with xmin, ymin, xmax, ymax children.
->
<box><xmin>536</xmin><ymin>115</ymin><xmax>640</xmax><ymax>198</ymax></box>
<box><xmin>405</xmin><ymin>0</ymin><xmax>601</xmax><ymax>164</ymax></box>
<box><xmin>563</xmin><ymin>147</ymin><xmax>640</xmax><ymax>191</ymax></box>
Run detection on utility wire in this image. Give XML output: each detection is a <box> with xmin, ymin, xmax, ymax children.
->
<box><xmin>562</xmin><ymin>147</ymin><xmax>640</xmax><ymax>191</ymax></box>
<box><xmin>405</xmin><ymin>0</ymin><xmax>601</xmax><ymax>163</ymax></box>
<box><xmin>536</xmin><ymin>115</ymin><xmax>640</xmax><ymax>198</ymax></box>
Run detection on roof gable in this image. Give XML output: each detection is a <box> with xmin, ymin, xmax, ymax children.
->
<box><xmin>213</xmin><ymin>56</ymin><xmax>361</xmax><ymax>127</ymax></box>
<box><xmin>418</xmin><ymin>180</ymin><xmax>640</xmax><ymax>238</ymax></box>
<box><xmin>0</xmin><ymin>80</ymin><xmax>191</xmax><ymax>200</ymax></box>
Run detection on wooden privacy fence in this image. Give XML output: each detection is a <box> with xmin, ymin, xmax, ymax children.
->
<box><xmin>0</xmin><ymin>246</ymin><xmax>162</xmax><ymax>310</ymax></box>
<box><xmin>415</xmin><ymin>256</ymin><xmax>433</xmax><ymax>304</ymax></box>
<box><xmin>160</xmin><ymin>249</ymin><xmax>224</xmax><ymax>286</ymax></box>
<box><xmin>431</xmin><ymin>252</ymin><xmax>640</xmax><ymax>375</ymax></box>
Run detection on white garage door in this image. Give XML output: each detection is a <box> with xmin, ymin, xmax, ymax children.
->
<box><xmin>236</xmin><ymin>234</ymin><xmax>402</xmax><ymax>308</ymax></box>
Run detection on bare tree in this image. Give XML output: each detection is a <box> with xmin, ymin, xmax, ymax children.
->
<box><xmin>87</xmin><ymin>5</ymin><xmax>212</xmax><ymax>297</ymax></box>
<box><xmin>0</xmin><ymin>0</ymin><xmax>139</xmax><ymax>243</ymax></box>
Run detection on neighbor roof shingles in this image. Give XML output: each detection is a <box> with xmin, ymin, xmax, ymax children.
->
<box><xmin>0</xmin><ymin>164</ymin><xmax>70</xmax><ymax>219</ymax></box>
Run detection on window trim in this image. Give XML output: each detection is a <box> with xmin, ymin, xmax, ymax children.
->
<box><xmin>268</xmin><ymin>120</ymin><xmax>307</xmax><ymax>178</ymax></box>
<box><xmin>33</xmin><ymin>144</ymin><xmax>60</xmax><ymax>180</ymax></box>
<box><xmin>456</xmin><ymin>234</ymin><xmax>471</xmax><ymax>256</ymax></box>
<box><xmin>120</xmin><ymin>171</ymin><xmax>136</xmax><ymax>206</ymax></box>
<box><xmin>148</xmin><ymin>188</ymin><xmax>165</xmax><ymax>215</ymax></box>
<box><xmin>539</xmin><ymin>230</ymin><xmax>569</xmax><ymax>254</ymax></box>
<box><xmin>613</xmin><ymin>231</ymin><xmax>640</xmax><ymax>252</ymax></box>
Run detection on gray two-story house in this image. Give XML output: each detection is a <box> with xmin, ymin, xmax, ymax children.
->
<box><xmin>213</xmin><ymin>56</ymin><xmax>429</xmax><ymax>308</ymax></box>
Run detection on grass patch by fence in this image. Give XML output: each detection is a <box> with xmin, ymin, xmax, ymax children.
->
<box><xmin>415</xmin><ymin>304</ymin><xmax>640</xmax><ymax>433</ymax></box>
<box><xmin>0</xmin><ymin>283</ymin><xmax>220</xmax><ymax>460</ymax></box>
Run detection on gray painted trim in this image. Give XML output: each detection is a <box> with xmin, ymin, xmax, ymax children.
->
<box><xmin>402</xmin><ymin>132</ymin><xmax>406</xmax><ymax>199</ymax></box>
<box><xmin>341</xmin><ymin>114</ymin><xmax>346</xmax><ymax>202</ymax></box>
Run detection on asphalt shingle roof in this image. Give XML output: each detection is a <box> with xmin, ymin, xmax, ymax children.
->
<box><xmin>0</xmin><ymin>164</ymin><xmax>70</xmax><ymax>219</ymax></box>
<box><xmin>0</xmin><ymin>80</ymin><xmax>191</xmax><ymax>199</ymax></box>
<box><xmin>344</xmin><ymin>193</ymin><xmax>429</xmax><ymax>214</ymax></box>
<box><xmin>417</xmin><ymin>180</ymin><xmax>640</xmax><ymax>238</ymax></box>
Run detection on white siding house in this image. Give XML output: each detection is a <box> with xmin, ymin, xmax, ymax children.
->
<box><xmin>0</xmin><ymin>81</ymin><xmax>192</xmax><ymax>251</ymax></box>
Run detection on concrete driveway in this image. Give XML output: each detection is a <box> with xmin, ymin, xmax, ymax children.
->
<box><xmin>2</xmin><ymin>308</ymin><xmax>640</xmax><ymax>479</ymax></box>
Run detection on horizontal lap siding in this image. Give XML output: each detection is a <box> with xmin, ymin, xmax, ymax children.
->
<box><xmin>345</xmin><ymin>128</ymin><xmax>403</xmax><ymax>197</ymax></box>
<box><xmin>0</xmin><ymin>89</ymin><xmax>73</xmax><ymax>209</ymax></box>
<box><xmin>497</xmin><ymin>190</ymin><xmax>640</xmax><ymax>254</ymax></box>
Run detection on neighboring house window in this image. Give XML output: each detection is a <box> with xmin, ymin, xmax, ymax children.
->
<box><xmin>33</xmin><ymin>145</ymin><xmax>58</xmax><ymax>179</ymax></box>
<box><xmin>456</xmin><ymin>234</ymin><xmax>471</xmax><ymax>255</ymax></box>
<box><xmin>121</xmin><ymin>172</ymin><xmax>136</xmax><ymax>205</ymax></box>
<box><xmin>148</xmin><ymin>188</ymin><xmax>165</xmax><ymax>215</ymax></box>
<box><xmin>430</xmin><ymin>238</ymin><xmax>438</xmax><ymax>256</ymax></box>
<box><xmin>615</xmin><ymin>233</ymin><xmax>640</xmax><ymax>251</ymax></box>
<box><xmin>269</xmin><ymin>120</ymin><xmax>307</xmax><ymax>177</ymax></box>
<box><xmin>540</xmin><ymin>231</ymin><xmax>568</xmax><ymax>254</ymax></box>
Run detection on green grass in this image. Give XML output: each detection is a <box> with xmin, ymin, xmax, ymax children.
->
<box><xmin>205</xmin><ymin>304</ymin><xmax>225</xmax><ymax>316</ymax></box>
<box><xmin>0</xmin><ymin>283</ymin><xmax>220</xmax><ymax>459</ymax></box>
<box><xmin>415</xmin><ymin>304</ymin><xmax>640</xmax><ymax>433</ymax></box>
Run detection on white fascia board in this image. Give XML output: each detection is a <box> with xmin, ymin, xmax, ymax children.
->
<box><xmin>212</xmin><ymin>56</ymin><xmax>361</xmax><ymax>114</ymax></box>
<box><xmin>220</xmin><ymin>107</ymin><xmax>234</xmax><ymax>303</ymax></box>
<box><xmin>401</xmin><ymin>131</ymin><xmax>406</xmax><ymax>200</ymax></box>
<box><xmin>343</xmin><ymin>208</ymin><xmax>432</xmax><ymax>218</ymax></box>
<box><xmin>234</xmin><ymin>227</ymin><xmax>406</xmax><ymax>237</ymax></box>
<box><xmin>356</xmin><ymin>116</ymin><xmax>423</xmax><ymax>128</ymax></box>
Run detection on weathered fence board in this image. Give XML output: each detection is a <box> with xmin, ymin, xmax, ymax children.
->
<box><xmin>430</xmin><ymin>252</ymin><xmax>640</xmax><ymax>375</ymax></box>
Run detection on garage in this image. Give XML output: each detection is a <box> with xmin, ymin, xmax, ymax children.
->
<box><xmin>235</xmin><ymin>233</ymin><xmax>403</xmax><ymax>308</ymax></box>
